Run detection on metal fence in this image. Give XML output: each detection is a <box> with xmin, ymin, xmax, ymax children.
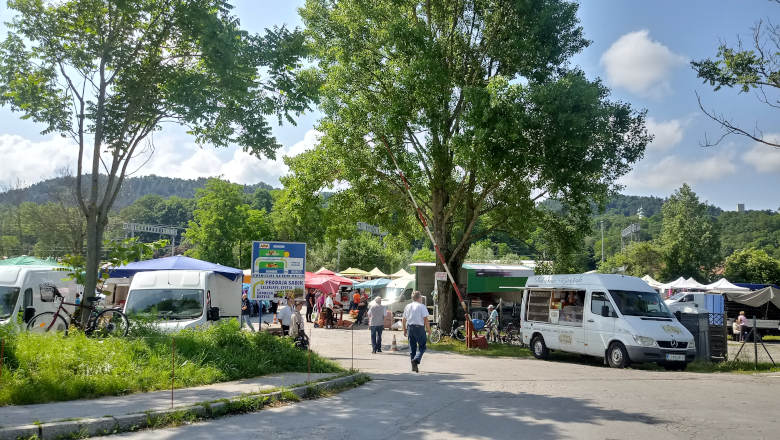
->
<box><xmin>676</xmin><ymin>312</ymin><xmax>728</xmax><ymax>362</ymax></box>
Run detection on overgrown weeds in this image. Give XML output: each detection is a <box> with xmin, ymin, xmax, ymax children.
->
<box><xmin>0</xmin><ymin>320</ymin><xmax>342</xmax><ymax>406</ymax></box>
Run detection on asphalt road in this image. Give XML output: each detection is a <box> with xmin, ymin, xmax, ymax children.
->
<box><xmin>102</xmin><ymin>326</ymin><xmax>780</xmax><ymax>440</ymax></box>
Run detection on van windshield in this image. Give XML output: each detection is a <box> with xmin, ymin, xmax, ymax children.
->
<box><xmin>383</xmin><ymin>287</ymin><xmax>403</xmax><ymax>302</ymax></box>
<box><xmin>125</xmin><ymin>289</ymin><xmax>203</xmax><ymax>320</ymax></box>
<box><xmin>608</xmin><ymin>290</ymin><xmax>672</xmax><ymax>318</ymax></box>
<box><xmin>0</xmin><ymin>286</ymin><xmax>20</xmax><ymax>319</ymax></box>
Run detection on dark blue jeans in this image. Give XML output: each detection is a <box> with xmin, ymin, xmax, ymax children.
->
<box><xmin>408</xmin><ymin>325</ymin><xmax>427</xmax><ymax>364</ymax></box>
<box><xmin>370</xmin><ymin>325</ymin><xmax>384</xmax><ymax>351</ymax></box>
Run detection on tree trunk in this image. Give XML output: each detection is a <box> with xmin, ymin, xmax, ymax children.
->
<box><xmin>81</xmin><ymin>211</ymin><xmax>104</xmax><ymax>327</ymax></box>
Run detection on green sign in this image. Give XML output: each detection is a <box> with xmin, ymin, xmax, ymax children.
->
<box><xmin>464</xmin><ymin>266</ymin><xmax>532</xmax><ymax>294</ymax></box>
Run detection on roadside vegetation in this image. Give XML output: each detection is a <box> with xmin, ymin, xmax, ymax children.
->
<box><xmin>0</xmin><ymin>320</ymin><xmax>342</xmax><ymax>406</ymax></box>
<box><xmin>428</xmin><ymin>338</ymin><xmax>780</xmax><ymax>373</ymax></box>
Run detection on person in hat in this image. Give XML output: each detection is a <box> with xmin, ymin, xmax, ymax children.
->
<box><xmin>486</xmin><ymin>304</ymin><xmax>499</xmax><ymax>343</ymax></box>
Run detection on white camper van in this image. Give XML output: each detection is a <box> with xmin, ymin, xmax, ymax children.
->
<box><xmin>521</xmin><ymin>274</ymin><xmax>696</xmax><ymax>370</ymax></box>
<box><xmin>123</xmin><ymin>270</ymin><xmax>241</xmax><ymax>331</ymax></box>
<box><xmin>0</xmin><ymin>265</ymin><xmax>80</xmax><ymax>328</ymax></box>
<box><xmin>383</xmin><ymin>275</ymin><xmax>416</xmax><ymax>315</ymax></box>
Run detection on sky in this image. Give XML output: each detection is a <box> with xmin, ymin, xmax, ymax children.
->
<box><xmin>0</xmin><ymin>0</ymin><xmax>778</xmax><ymax>211</ymax></box>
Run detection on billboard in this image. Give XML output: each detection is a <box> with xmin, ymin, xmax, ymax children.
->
<box><xmin>250</xmin><ymin>241</ymin><xmax>306</xmax><ymax>301</ymax></box>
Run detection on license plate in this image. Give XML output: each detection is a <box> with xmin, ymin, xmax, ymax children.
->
<box><xmin>665</xmin><ymin>354</ymin><xmax>685</xmax><ymax>361</ymax></box>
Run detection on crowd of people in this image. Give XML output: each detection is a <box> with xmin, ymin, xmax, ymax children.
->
<box><xmin>240</xmin><ymin>285</ymin><xmax>437</xmax><ymax>374</ymax></box>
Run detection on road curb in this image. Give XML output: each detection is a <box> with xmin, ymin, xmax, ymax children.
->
<box><xmin>0</xmin><ymin>373</ymin><xmax>364</xmax><ymax>439</ymax></box>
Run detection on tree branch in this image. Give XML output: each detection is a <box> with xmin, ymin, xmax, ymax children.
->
<box><xmin>696</xmin><ymin>92</ymin><xmax>780</xmax><ymax>148</ymax></box>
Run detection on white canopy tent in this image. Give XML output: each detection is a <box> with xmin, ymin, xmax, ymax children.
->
<box><xmin>704</xmin><ymin>278</ymin><xmax>750</xmax><ymax>293</ymax></box>
<box><xmin>641</xmin><ymin>275</ymin><xmax>664</xmax><ymax>289</ymax></box>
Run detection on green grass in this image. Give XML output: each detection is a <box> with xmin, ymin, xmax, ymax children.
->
<box><xmin>428</xmin><ymin>337</ymin><xmax>780</xmax><ymax>373</ymax></box>
<box><xmin>760</xmin><ymin>335</ymin><xmax>780</xmax><ymax>342</ymax></box>
<box><xmin>0</xmin><ymin>320</ymin><xmax>342</xmax><ymax>406</ymax></box>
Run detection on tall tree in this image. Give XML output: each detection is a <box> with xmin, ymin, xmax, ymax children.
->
<box><xmin>692</xmin><ymin>7</ymin><xmax>780</xmax><ymax>148</ymax></box>
<box><xmin>0</xmin><ymin>0</ymin><xmax>315</xmax><ymax>319</ymax></box>
<box><xmin>185</xmin><ymin>179</ymin><xmax>273</xmax><ymax>268</ymax></box>
<box><xmin>659</xmin><ymin>184</ymin><xmax>721</xmax><ymax>280</ymax></box>
<box><xmin>297</xmin><ymin>0</ymin><xmax>649</xmax><ymax>328</ymax></box>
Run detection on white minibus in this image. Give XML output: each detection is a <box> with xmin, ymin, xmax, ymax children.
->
<box><xmin>521</xmin><ymin>274</ymin><xmax>696</xmax><ymax>370</ymax></box>
<box><xmin>123</xmin><ymin>270</ymin><xmax>241</xmax><ymax>331</ymax></box>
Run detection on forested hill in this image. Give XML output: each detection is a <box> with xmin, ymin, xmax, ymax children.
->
<box><xmin>0</xmin><ymin>175</ymin><xmax>275</xmax><ymax>210</ymax></box>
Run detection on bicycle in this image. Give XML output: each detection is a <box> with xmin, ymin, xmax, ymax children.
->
<box><xmin>500</xmin><ymin>321</ymin><xmax>523</xmax><ymax>346</ymax></box>
<box><xmin>27</xmin><ymin>283</ymin><xmax>130</xmax><ymax>337</ymax></box>
<box><xmin>429</xmin><ymin>319</ymin><xmax>466</xmax><ymax>343</ymax></box>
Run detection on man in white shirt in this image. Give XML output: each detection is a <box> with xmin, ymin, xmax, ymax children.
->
<box><xmin>277</xmin><ymin>301</ymin><xmax>293</xmax><ymax>336</ymax></box>
<box><xmin>403</xmin><ymin>291</ymin><xmax>430</xmax><ymax>373</ymax></box>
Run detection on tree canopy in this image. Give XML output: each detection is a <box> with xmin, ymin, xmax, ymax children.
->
<box><xmin>724</xmin><ymin>248</ymin><xmax>780</xmax><ymax>286</ymax></box>
<box><xmin>0</xmin><ymin>0</ymin><xmax>316</xmax><ymax>303</ymax></box>
<box><xmin>294</xmin><ymin>0</ymin><xmax>649</xmax><ymax>327</ymax></box>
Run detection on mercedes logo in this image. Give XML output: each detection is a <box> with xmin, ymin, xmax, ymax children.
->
<box><xmin>670</xmin><ymin>339</ymin><xmax>678</xmax><ymax>348</ymax></box>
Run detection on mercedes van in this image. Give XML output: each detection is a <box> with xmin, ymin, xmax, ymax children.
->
<box><xmin>521</xmin><ymin>274</ymin><xmax>696</xmax><ymax>370</ymax></box>
<box><xmin>123</xmin><ymin>270</ymin><xmax>241</xmax><ymax>331</ymax></box>
<box><xmin>0</xmin><ymin>265</ymin><xmax>80</xmax><ymax>328</ymax></box>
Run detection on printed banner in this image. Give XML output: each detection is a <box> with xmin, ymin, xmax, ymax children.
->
<box><xmin>250</xmin><ymin>241</ymin><xmax>306</xmax><ymax>300</ymax></box>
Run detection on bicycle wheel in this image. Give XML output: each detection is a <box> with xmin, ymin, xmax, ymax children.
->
<box><xmin>453</xmin><ymin>325</ymin><xmax>466</xmax><ymax>342</ymax></box>
<box><xmin>429</xmin><ymin>328</ymin><xmax>442</xmax><ymax>344</ymax></box>
<box><xmin>27</xmin><ymin>312</ymin><xmax>69</xmax><ymax>335</ymax></box>
<box><xmin>90</xmin><ymin>309</ymin><xmax>130</xmax><ymax>337</ymax></box>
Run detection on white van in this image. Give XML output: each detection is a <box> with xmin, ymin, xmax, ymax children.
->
<box><xmin>123</xmin><ymin>270</ymin><xmax>241</xmax><ymax>331</ymax></box>
<box><xmin>0</xmin><ymin>265</ymin><xmax>80</xmax><ymax>328</ymax></box>
<box><xmin>664</xmin><ymin>292</ymin><xmax>710</xmax><ymax>314</ymax></box>
<box><xmin>382</xmin><ymin>275</ymin><xmax>416</xmax><ymax>315</ymax></box>
<box><xmin>521</xmin><ymin>274</ymin><xmax>696</xmax><ymax>370</ymax></box>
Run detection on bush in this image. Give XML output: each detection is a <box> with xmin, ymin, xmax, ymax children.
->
<box><xmin>0</xmin><ymin>320</ymin><xmax>341</xmax><ymax>406</ymax></box>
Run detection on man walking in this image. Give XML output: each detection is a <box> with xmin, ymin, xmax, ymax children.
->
<box><xmin>368</xmin><ymin>296</ymin><xmax>387</xmax><ymax>353</ymax></box>
<box><xmin>403</xmin><ymin>291</ymin><xmax>430</xmax><ymax>372</ymax></box>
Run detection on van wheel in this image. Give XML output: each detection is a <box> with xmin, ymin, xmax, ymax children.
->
<box><xmin>531</xmin><ymin>335</ymin><xmax>549</xmax><ymax>360</ymax></box>
<box><xmin>607</xmin><ymin>342</ymin><xmax>630</xmax><ymax>368</ymax></box>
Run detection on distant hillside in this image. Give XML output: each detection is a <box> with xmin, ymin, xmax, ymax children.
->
<box><xmin>0</xmin><ymin>175</ymin><xmax>275</xmax><ymax>210</ymax></box>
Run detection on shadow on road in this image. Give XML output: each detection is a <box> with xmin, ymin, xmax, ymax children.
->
<box><xmin>133</xmin><ymin>370</ymin><xmax>667</xmax><ymax>440</ymax></box>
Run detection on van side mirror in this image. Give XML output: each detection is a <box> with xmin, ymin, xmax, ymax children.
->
<box><xmin>207</xmin><ymin>307</ymin><xmax>220</xmax><ymax>321</ymax></box>
<box><xmin>601</xmin><ymin>305</ymin><xmax>610</xmax><ymax>318</ymax></box>
<box><xmin>24</xmin><ymin>307</ymin><xmax>35</xmax><ymax>323</ymax></box>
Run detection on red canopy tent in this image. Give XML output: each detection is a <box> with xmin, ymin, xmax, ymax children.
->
<box><xmin>305</xmin><ymin>271</ymin><xmax>354</xmax><ymax>294</ymax></box>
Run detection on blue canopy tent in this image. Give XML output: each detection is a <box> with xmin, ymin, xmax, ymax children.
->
<box><xmin>354</xmin><ymin>278</ymin><xmax>391</xmax><ymax>290</ymax></box>
<box><xmin>109</xmin><ymin>255</ymin><xmax>242</xmax><ymax>281</ymax></box>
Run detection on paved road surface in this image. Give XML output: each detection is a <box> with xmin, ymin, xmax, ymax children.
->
<box><xmin>102</xmin><ymin>325</ymin><xmax>780</xmax><ymax>440</ymax></box>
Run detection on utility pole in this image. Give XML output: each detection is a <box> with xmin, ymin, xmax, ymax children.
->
<box><xmin>336</xmin><ymin>239</ymin><xmax>341</xmax><ymax>271</ymax></box>
<box><xmin>600</xmin><ymin>220</ymin><xmax>605</xmax><ymax>263</ymax></box>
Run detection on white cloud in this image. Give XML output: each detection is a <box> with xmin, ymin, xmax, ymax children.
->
<box><xmin>646</xmin><ymin>117</ymin><xmax>685</xmax><ymax>152</ymax></box>
<box><xmin>742</xmin><ymin>135</ymin><xmax>780</xmax><ymax>173</ymax></box>
<box><xmin>0</xmin><ymin>134</ymin><xmax>77</xmax><ymax>187</ymax></box>
<box><xmin>619</xmin><ymin>151</ymin><xmax>737</xmax><ymax>192</ymax></box>
<box><xmin>0</xmin><ymin>129</ymin><xmax>322</xmax><ymax>189</ymax></box>
<box><xmin>601</xmin><ymin>30</ymin><xmax>687</xmax><ymax>98</ymax></box>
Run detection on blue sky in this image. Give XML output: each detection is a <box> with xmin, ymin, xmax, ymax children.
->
<box><xmin>0</xmin><ymin>0</ymin><xmax>778</xmax><ymax>210</ymax></box>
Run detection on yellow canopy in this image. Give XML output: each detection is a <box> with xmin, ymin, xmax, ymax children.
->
<box><xmin>389</xmin><ymin>268</ymin><xmax>411</xmax><ymax>279</ymax></box>
<box><xmin>339</xmin><ymin>267</ymin><xmax>369</xmax><ymax>277</ymax></box>
<box><xmin>368</xmin><ymin>267</ymin><xmax>389</xmax><ymax>278</ymax></box>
